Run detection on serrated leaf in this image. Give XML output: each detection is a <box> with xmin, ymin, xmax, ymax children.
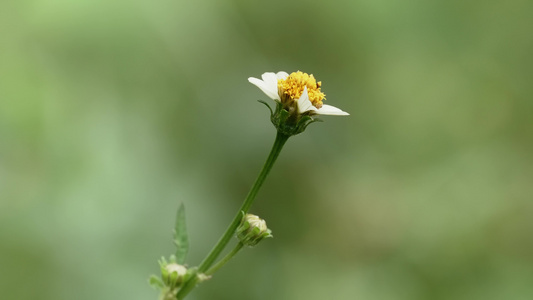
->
<box><xmin>173</xmin><ymin>203</ymin><xmax>189</xmax><ymax>264</ymax></box>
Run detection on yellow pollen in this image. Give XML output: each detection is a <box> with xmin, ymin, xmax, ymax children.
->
<box><xmin>278</xmin><ymin>71</ymin><xmax>326</xmax><ymax>109</ymax></box>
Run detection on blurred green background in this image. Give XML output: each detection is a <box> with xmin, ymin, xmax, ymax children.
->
<box><xmin>1</xmin><ymin>0</ymin><xmax>532</xmax><ymax>299</ymax></box>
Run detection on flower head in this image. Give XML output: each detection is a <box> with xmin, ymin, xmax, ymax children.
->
<box><xmin>249</xmin><ymin>71</ymin><xmax>349</xmax><ymax>116</ymax></box>
<box><xmin>249</xmin><ymin>71</ymin><xmax>348</xmax><ymax>136</ymax></box>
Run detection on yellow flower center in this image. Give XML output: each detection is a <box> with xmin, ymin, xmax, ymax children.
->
<box><xmin>277</xmin><ymin>71</ymin><xmax>325</xmax><ymax>109</ymax></box>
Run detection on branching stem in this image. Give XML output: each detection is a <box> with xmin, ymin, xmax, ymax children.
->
<box><xmin>176</xmin><ymin>131</ymin><xmax>289</xmax><ymax>299</ymax></box>
<box><xmin>205</xmin><ymin>242</ymin><xmax>244</xmax><ymax>276</ymax></box>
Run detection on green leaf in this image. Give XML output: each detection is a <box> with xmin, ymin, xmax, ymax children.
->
<box><xmin>173</xmin><ymin>203</ymin><xmax>189</xmax><ymax>264</ymax></box>
<box><xmin>148</xmin><ymin>275</ymin><xmax>164</xmax><ymax>289</ymax></box>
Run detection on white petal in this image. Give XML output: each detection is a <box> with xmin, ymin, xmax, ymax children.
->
<box><xmin>248</xmin><ymin>76</ymin><xmax>279</xmax><ymax>101</ymax></box>
<box><xmin>261</xmin><ymin>72</ymin><xmax>278</xmax><ymax>87</ymax></box>
<box><xmin>297</xmin><ymin>87</ymin><xmax>318</xmax><ymax>114</ymax></box>
<box><xmin>296</xmin><ymin>87</ymin><xmax>349</xmax><ymax>115</ymax></box>
<box><xmin>316</xmin><ymin>104</ymin><xmax>350</xmax><ymax>116</ymax></box>
<box><xmin>275</xmin><ymin>71</ymin><xmax>289</xmax><ymax>80</ymax></box>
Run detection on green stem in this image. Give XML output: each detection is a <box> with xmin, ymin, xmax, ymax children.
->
<box><xmin>205</xmin><ymin>242</ymin><xmax>244</xmax><ymax>276</ymax></box>
<box><xmin>176</xmin><ymin>131</ymin><xmax>290</xmax><ymax>299</ymax></box>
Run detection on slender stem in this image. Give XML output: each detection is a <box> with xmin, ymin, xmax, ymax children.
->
<box><xmin>205</xmin><ymin>242</ymin><xmax>244</xmax><ymax>276</ymax></box>
<box><xmin>176</xmin><ymin>131</ymin><xmax>290</xmax><ymax>299</ymax></box>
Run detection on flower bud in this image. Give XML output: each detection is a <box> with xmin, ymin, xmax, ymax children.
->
<box><xmin>236</xmin><ymin>213</ymin><xmax>272</xmax><ymax>247</ymax></box>
<box><xmin>159</xmin><ymin>257</ymin><xmax>188</xmax><ymax>288</ymax></box>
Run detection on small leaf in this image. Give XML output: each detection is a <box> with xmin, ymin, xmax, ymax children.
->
<box><xmin>173</xmin><ymin>203</ymin><xmax>189</xmax><ymax>264</ymax></box>
<box><xmin>148</xmin><ymin>275</ymin><xmax>164</xmax><ymax>289</ymax></box>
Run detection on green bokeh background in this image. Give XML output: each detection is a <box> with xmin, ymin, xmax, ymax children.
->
<box><xmin>1</xmin><ymin>0</ymin><xmax>532</xmax><ymax>299</ymax></box>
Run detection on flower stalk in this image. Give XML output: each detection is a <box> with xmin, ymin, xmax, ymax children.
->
<box><xmin>176</xmin><ymin>131</ymin><xmax>289</xmax><ymax>299</ymax></box>
<box><xmin>205</xmin><ymin>242</ymin><xmax>244</xmax><ymax>276</ymax></box>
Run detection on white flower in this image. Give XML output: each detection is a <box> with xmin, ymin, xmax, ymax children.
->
<box><xmin>248</xmin><ymin>71</ymin><xmax>349</xmax><ymax>116</ymax></box>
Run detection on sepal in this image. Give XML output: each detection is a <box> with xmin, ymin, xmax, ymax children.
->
<box><xmin>267</xmin><ymin>102</ymin><xmax>321</xmax><ymax>136</ymax></box>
